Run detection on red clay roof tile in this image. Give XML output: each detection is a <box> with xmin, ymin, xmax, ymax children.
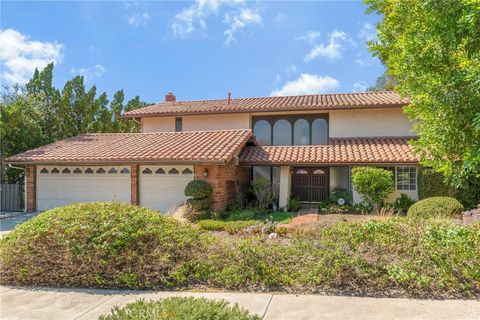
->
<box><xmin>123</xmin><ymin>91</ymin><xmax>408</xmax><ymax>118</ymax></box>
<box><xmin>5</xmin><ymin>130</ymin><xmax>252</xmax><ymax>164</ymax></box>
<box><xmin>239</xmin><ymin>137</ymin><xmax>419</xmax><ymax>165</ymax></box>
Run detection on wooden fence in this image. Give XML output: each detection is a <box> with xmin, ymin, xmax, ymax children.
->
<box><xmin>1</xmin><ymin>183</ymin><xmax>23</xmax><ymax>212</ymax></box>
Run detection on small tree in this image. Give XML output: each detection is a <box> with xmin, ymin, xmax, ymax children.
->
<box><xmin>351</xmin><ymin>167</ymin><xmax>395</xmax><ymax>209</ymax></box>
<box><xmin>184</xmin><ymin>180</ymin><xmax>213</xmax><ymax>221</ymax></box>
<box><xmin>251</xmin><ymin>177</ymin><xmax>277</xmax><ymax>213</ymax></box>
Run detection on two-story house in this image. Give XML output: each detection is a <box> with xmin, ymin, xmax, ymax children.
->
<box><xmin>6</xmin><ymin>91</ymin><xmax>419</xmax><ymax>213</ymax></box>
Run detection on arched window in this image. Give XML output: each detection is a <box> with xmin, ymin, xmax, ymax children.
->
<box><xmin>40</xmin><ymin>168</ymin><xmax>49</xmax><ymax>174</ymax></box>
<box><xmin>155</xmin><ymin>168</ymin><xmax>165</xmax><ymax>174</ymax></box>
<box><xmin>96</xmin><ymin>168</ymin><xmax>106</xmax><ymax>174</ymax></box>
<box><xmin>62</xmin><ymin>168</ymin><xmax>71</xmax><ymax>174</ymax></box>
<box><xmin>169</xmin><ymin>168</ymin><xmax>179</xmax><ymax>174</ymax></box>
<box><xmin>108</xmin><ymin>168</ymin><xmax>118</xmax><ymax>174</ymax></box>
<box><xmin>142</xmin><ymin>168</ymin><xmax>152</xmax><ymax>174</ymax></box>
<box><xmin>85</xmin><ymin>168</ymin><xmax>94</xmax><ymax>174</ymax></box>
<box><xmin>253</xmin><ymin>120</ymin><xmax>271</xmax><ymax>146</ymax></box>
<box><xmin>294</xmin><ymin>119</ymin><xmax>309</xmax><ymax>145</ymax></box>
<box><xmin>120</xmin><ymin>167</ymin><xmax>130</xmax><ymax>174</ymax></box>
<box><xmin>312</xmin><ymin>118</ymin><xmax>328</xmax><ymax>145</ymax></box>
<box><xmin>182</xmin><ymin>168</ymin><xmax>193</xmax><ymax>174</ymax></box>
<box><xmin>273</xmin><ymin>119</ymin><xmax>292</xmax><ymax>146</ymax></box>
<box><xmin>73</xmin><ymin>168</ymin><xmax>82</xmax><ymax>174</ymax></box>
<box><xmin>295</xmin><ymin>169</ymin><xmax>308</xmax><ymax>174</ymax></box>
<box><xmin>313</xmin><ymin>169</ymin><xmax>325</xmax><ymax>175</ymax></box>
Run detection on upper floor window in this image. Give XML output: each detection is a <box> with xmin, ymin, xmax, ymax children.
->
<box><xmin>312</xmin><ymin>118</ymin><xmax>328</xmax><ymax>145</ymax></box>
<box><xmin>273</xmin><ymin>119</ymin><xmax>292</xmax><ymax>146</ymax></box>
<box><xmin>294</xmin><ymin>119</ymin><xmax>309</xmax><ymax>145</ymax></box>
<box><xmin>253</xmin><ymin>114</ymin><xmax>328</xmax><ymax>146</ymax></box>
<box><xmin>253</xmin><ymin>120</ymin><xmax>271</xmax><ymax>146</ymax></box>
<box><xmin>175</xmin><ymin>117</ymin><xmax>182</xmax><ymax>132</ymax></box>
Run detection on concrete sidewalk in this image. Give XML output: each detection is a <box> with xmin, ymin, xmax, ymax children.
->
<box><xmin>1</xmin><ymin>286</ymin><xmax>479</xmax><ymax>320</ymax></box>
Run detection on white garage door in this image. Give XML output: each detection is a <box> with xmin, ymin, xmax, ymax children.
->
<box><xmin>139</xmin><ymin>165</ymin><xmax>194</xmax><ymax>213</ymax></box>
<box><xmin>36</xmin><ymin>165</ymin><xmax>131</xmax><ymax>211</ymax></box>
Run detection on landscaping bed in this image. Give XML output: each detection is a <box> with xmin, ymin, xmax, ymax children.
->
<box><xmin>1</xmin><ymin>202</ymin><xmax>479</xmax><ymax>299</ymax></box>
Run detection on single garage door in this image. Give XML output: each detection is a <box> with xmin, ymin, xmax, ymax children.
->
<box><xmin>139</xmin><ymin>165</ymin><xmax>194</xmax><ymax>213</ymax></box>
<box><xmin>36</xmin><ymin>165</ymin><xmax>131</xmax><ymax>211</ymax></box>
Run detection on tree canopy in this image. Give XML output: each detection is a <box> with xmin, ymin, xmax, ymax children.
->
<box><xmin>1</xmin><ymin>63</ymin><xmax>148</xmax><ymax>182</ymax></box>
<box><xmin>365</xmin><ymin>0</ymin><xmax>480</xmax><ymax>187</ymax></box>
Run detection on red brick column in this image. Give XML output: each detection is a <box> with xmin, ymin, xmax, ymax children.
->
<box><xmin>194</xmin><ymin>164</ymin><xmax>249</xmax><ymax>212</ymax></box>
<box><xmin>26</xmin><ymin>165</ymin><xmax>36</xmax><ymax>212</ymax></box>
<box><xmin>131</xmin><ymin>164</ymin><xmax>139</xmax><ymax>205</ymax></box>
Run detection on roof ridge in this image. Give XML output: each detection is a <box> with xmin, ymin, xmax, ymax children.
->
<box><xmin>149</xmin><ymin>91</ymin><xmax>400</xmax><ymax>105</ymax></box>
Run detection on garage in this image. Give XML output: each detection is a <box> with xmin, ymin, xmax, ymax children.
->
<box><xmin>139</xmin><ymin>165</ymin><xmax>194</xmax><ymax>213</ymax></box>
<box><xmin>36</xmin><ymin>165</ymin><xmax>131</xmax><ymax>211</ymax></box>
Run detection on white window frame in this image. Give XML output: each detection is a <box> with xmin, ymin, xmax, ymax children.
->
<box><xmin>395</xmin><ymin>166</ymin><xmax>417</xmax><ymax>191</ymax></box>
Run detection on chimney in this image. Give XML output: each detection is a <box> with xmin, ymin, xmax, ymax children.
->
<box><xmin>165</xmin><ymin>92</ymin><xmax>176</xmax><ymax>102</ymax></box>
<box><xmin>227</xmin><ymin>92</ymin><xmax>231</xmax><ymax>105</ymax></box>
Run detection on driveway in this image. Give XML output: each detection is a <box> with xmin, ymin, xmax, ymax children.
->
<box><xmin>0</xmin><ymin>212</ymin><xmax>39</xmax><ymax>235</ymax></box>
<box><xmin>1</xmin><ymin>286</ymin><xmax>478</xmax><ymax>320</ymax></box>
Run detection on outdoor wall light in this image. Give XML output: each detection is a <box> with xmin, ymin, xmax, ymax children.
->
<box><xmin>203</xmin><ymin>168</ymin><xmax>209</xmax><ymax>177</ymax></box>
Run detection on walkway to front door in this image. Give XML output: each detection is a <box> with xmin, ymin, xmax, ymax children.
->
<box><xmin>292</xmin><ymin>167</ymin><xmax>329</xmax><ymax>202</ymax></box>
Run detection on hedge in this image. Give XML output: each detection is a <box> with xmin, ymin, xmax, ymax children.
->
<box><xmin>407</xmin><ymin>197</ymin><xmax>464</xmax><ymax>219</ymax></box>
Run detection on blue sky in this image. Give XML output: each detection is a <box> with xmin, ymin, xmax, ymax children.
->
<box><xmin>1</xmin><ymin>1</ymin><xmax>384</xmax><ymax>103</ymax></box>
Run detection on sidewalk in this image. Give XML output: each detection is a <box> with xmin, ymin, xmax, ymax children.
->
<box><xmin>1</xmin><ymin>286</ymin><xmax>478</xmax><ymax>320</ymax></box>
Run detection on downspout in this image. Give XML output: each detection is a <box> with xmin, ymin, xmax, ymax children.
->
<box><xmin>7</xmin><ymin>164</ymin><xmax>27</xmax><ymax>212</ymax></box>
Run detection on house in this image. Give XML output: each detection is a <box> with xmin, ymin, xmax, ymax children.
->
<box><xmin>5</xmin><ymin>91</ymin><xmax>419</xmax><ymax>213</ymax></box>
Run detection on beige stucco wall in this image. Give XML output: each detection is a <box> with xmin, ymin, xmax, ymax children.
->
<box><xmin>279</xmin><ymin>166</ymin><xmax>291</xmax><ymax>210</ymax></box>
<box><xmin>141</xmin><ymin>113</ymin><xmax>250</xmax><ymax>132</ymax></box>
<box><xmin>141</xmin><ymin>117</ymin><xmax>175</xmax><ymax>133</ymax></box>
<box><xmin>330</xmin><ymin>166</ymin><xmax>350</xmax><ymax>191</ymax></box>
<box><xmin>352</xmin><ymin>187</ymin><xmax>419</xmax><ymax>204</ymax></box>
<box><xmin>183</xmin><ymin>113</ymin><xmax>250</xmax><ymax>131</ymax></box>
<box><xmin>329</xmin><ymin>108</ymin><xmax>415</xmax><ymax>138</ymax></box>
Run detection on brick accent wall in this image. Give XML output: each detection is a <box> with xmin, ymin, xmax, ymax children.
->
<box><xmin>131</xmin><ymin>164</ymin><xmax>139</xmax><ymax>205</ymax></box>
<box><xmin>194</xmin><ymin>164</ymin><xmax>250</xmax><ymax>212</ymax></box>
<box><xmin>26</xmin><ymin>165</ymin><xmax>36</xmax><ymax>212</ymax></box>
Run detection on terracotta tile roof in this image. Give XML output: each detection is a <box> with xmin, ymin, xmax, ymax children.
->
<box><xmin>239</xmin><ymin>137</ymin><xmax>419</xmax><ymax>165</ymax></box>
<box><xmin>5</xmin><ymin>130</ymin><xmax>252</xmax><ymax>164</ymax></box>
<box><xmin>123</xmin><ymin>91</ymin><xmax>408</xmax><ymax>118</ymax></box>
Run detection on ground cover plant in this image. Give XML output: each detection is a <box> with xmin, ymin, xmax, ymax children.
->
<box><xmin>1</xmin><ymin>202</ymin><xmax>479</xmax><ymax>299</ymax></box>
<box><xmin>197</xmin><ymin>210</ymin><xmax>294</xmax><ymax>234</ymax></box>
<box><xmin>99</xmin><ymin>297</ymin><xmax>260</xmax><ymax>320</ymax></box>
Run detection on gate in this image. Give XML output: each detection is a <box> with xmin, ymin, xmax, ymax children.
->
<box><xmin>1</xmin><ymin>183</ymin><xmax>23</xmax><ymax>212</ymax></box>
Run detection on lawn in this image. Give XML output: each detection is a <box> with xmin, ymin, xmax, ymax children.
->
<box><xmin>197</xmin><ymin>210</ymin><xmax>294</xmax><ymax>234</ymax></box>
<box><xmin>1</xmin><ymin>202</ymin><xmax>478</xmax><ymax>299</ymax></box>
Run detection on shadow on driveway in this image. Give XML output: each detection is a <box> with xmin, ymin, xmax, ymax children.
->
<box><xmin>0</xmin><ymin>212</ymin><xmax>40</xmax><ymax>233</ymax></box>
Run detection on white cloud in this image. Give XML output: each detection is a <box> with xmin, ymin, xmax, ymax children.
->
<box><xmin>285</xmin><ymin>64</ymin><xmax>298</xmax><ymax>73</ymax></box>
<box><xmin>304</xmin><ymin>29</ymin><xmax>348</xmax><ymax>62</ymax></box>
<box><xmin>271</xmin><ymin>73</ymin><xmax>339</xmax><ymax>96</ymax></box>
<box><xmin>70</xmin><ymin>64</ymin><xmax>106</xmax><ymax>83</ymax></box>
<box><xmin>358</xmin><ymin>22</ymin><xmax>377</xmax><ymax>42</ymax></box>
<box><xmin>171</xmin><ymin>0</ymin><xmax>261</xmax><ymax>44</ymax></box>
<box><xmin>224</xmin><ymin>8</ymin><xmax>261</xmax><ymax>46</ymax></box>
<box><xmin>273</xmin><ymin>13</ymin><xmax>286</xmax><ymax>23</ymax></box>
<box><xmin>171</xmin><ymin>0</ymin><xmax>223</xmax><ymax>37</ymax></box>
<box><xmin>0</xmin><ymin>29</ymin><xmax>64</xmax><ymax>84</ymax></box>
<box><xmin>296</xmin><ymin>30</ymin><xmax>320</xmax><ymax>45</ymax></box>
<box><xmin>126</xmin><ymin>12</ymin><xmax>151</xmax><ymax>27</ymax></box>
<box><xmin>353</xmin><ymin>81</ymin><xmax>368</xmax><ymax>93</ymax></box>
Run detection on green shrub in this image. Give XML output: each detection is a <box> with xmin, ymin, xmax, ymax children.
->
<box><xmin>407</xmin><ymin>197</ymin><xmax>464</xmax><ymax>219</ymax></box>
<box><xmin>393</xmin><ymin>194</ymin><xmax>416</xmax><ymax>214</ymax></box>
<box><xmin>329</xmin><ymin>187</ymin><xmax>352</xmax><ymax>205</ymax></box>
<box><xmin>351</xmin><ymin>167</ymin><xmax>395</xmax><ymax>208</ymax></box>
<box><xmin>186</xmin><ymin>198</ymin><xmax>212</xmax><ymax>210</ymax></box>
<box><xmin>418</xmin><ymin>168</ymin><xmax>456</xmax><ymax>199</ymax></box>
<box><xmin>287</xmin><ymin>196</ymin><xmax>301</xmax><ymax>212</ymax></box>
<box><xmin>226</xmin><ymin>210</ymin><xmax>255</xmax><ymax>221</ymax></box>
<box><xmin>185</xmin><ymin>180</ymin><xmax>213</xmax><ymax>199</ymax></box>
<box><xmin>99</xmin><ymin>297</ymin><xmax>260</xmax><ymax>320</ymax></box>
<box><xmin>197</xmin><ymin>219</ymin><xmax>257</xmax><ymax>234</ymax></box>
<box><xmin>0</xmin><ymin>202</ymin><xmax>205</xmax><ymax>288</ymax></box>
<box><xmin>251</xmin><ymin>177</ymin><xmax>277</xmax><ymax>212</ymax></box>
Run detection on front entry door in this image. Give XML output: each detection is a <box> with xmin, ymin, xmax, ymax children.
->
<box><xmin>292</xmin><ymin>167</ymin><xmax>329</xmax><ymax>202</ymax></box>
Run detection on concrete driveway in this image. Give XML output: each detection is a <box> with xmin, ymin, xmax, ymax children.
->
<box><xmin>0</xmin><ymin>212</ymin><xmax>39</xmax><ymax>235</ymax></box>
<box><xmin>1</xmin><ymin>286</ymin><xmax>478</xmax><ymax>320</ymax></box>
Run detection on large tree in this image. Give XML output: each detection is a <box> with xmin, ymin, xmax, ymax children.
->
<box><xmin>1</xmin><ymin>63</ymin><xmax>148</xmax><ymax>182</ymax></box>
<box><xmin>365</xmin><ymin>0</ymin><xmax>480</xmax><ymax>187</ymax></box>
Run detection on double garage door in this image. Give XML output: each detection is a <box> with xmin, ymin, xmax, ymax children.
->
<box><xmin>36</xmin><ymin>165</ymin><xmax>194</xmax><ymax>213</ymax></box>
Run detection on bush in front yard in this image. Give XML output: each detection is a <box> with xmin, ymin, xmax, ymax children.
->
<box><xmin>351</xmin><ymin>167</ymin><xmax>395</xmax><ymax>208</ymax></box>
<box><xmin>407</xmin><ymin>197</ymin><xmax>464</xmax><ymax>219</ymax></box>
<box><xmin>185</xmin><ymin>180</ymin><xmax>212</xmax><ymax>199</ymax></box>
<box><xmin>0</xmin><ymin>202</ymin><xmax>206</xmax><ymax>288</ymax></box>
<box><xmin>99</xmin><ymin>297</ymin><xmax>260</xmax><ymax>320</ymax></box>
